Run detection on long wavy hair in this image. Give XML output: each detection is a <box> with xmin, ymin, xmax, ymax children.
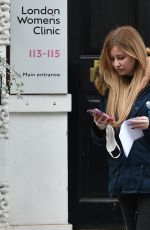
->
<box><xmin>95</xmin><ymin>26</ymin><xmax>148</xmax><ymax>127</ymax></box>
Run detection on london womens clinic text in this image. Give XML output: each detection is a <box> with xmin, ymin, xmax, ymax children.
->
<box><xmin>17</xmin><ymin>6</ymin><xmax>61</xmax><ymax>35</ymax></box>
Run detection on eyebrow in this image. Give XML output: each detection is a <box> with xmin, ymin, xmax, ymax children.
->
<box><xmin>110</xmin><ymin>54</ymin><xmax>125</xmax><ymax>58</ymax></box>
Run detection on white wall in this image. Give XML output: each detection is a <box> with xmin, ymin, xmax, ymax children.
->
<box><xmin>5</xmin><ymin>95</ymin><xmax>72</xmax><ymax>230</ymax></box>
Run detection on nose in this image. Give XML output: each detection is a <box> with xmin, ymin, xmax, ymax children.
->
<box><xmin>113</xmin><ymin>59</ymin><xmax>121</xmax><ymax>68</ymax></box>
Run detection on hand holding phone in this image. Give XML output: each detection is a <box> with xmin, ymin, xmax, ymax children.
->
<box><xmin>87</xmin><ymin>108</ymin><xmax>114</xmax><ymax>122</ymax></box>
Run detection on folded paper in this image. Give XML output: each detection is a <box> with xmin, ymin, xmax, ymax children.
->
<box><xmin>119</xmin><ymin>120</ymin><xmax>144</xmax><ymax>157</ymax></box>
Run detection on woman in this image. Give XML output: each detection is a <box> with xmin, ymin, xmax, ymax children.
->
<box><xmin>91</xmin><ymin>25</ymin><xmax>150</xmax><ymax>230</ymax></box>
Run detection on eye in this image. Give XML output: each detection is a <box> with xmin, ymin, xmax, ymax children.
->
<box><xmin>110</xmin><ymin>57</ymin><xmax>114</xmax><ymax>62</ymax></box>
<box><xmin>117</xmin><ymin>56</ymin><xmax>125</xmax><ymax>60</ymax></box>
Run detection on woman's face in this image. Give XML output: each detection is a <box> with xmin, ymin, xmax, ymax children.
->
<box><xmin>109</xmin><ymin>46</ymin><xmax>136</xmax><ymax>76</ymax></box>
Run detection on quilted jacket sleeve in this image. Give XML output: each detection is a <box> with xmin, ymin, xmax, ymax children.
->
<box><xmin>91</xmin><ymin>95</ymin><xmax>107</xmax><ymax>149</ymax></box>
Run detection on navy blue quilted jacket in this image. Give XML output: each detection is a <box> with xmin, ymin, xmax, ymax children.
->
<box><xmin>91</xmin><ymin>84</ymin><xmax>150</xmax><ymax>197</ymax></box>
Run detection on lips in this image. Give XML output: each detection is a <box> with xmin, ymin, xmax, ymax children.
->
<box><xmin>116</xmin><ymin>69</ymin><xmax>124</xmax><ymax>73</ymax></box>
<box><xmin>116</xmin><ymin>69</ymin><xmax>123</xmax><ymax>71</ymax></box>
<box><xmin>115</xmin><ymin>69</ymin><xmax>125</xmax><ymax>75</ymax></box>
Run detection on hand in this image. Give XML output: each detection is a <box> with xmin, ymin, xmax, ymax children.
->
<box><xmin>94</xmin><ymin>114</ymin><xmax>113</xmax><ymax>130</ymax></box>
<box><xmin>128</xmin><ymin>116</ymin><xmax>149</xmax><ymax>130</ymax></box>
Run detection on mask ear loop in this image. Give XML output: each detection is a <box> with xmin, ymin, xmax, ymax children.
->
<box><xmin>106</xmin><ymin>125</ymin><xmax>121</xmax><ymax>158</ymax></box>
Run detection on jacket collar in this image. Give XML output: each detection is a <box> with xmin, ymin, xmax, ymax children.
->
<box><xmin>129</xmin><ymin>84</ymin><xmax>150</xmax><ymax>118</ymax></box>
<box><xmin>129</xmin><ymin>57</ymin><xmax>150</xmax><ymax>118</ymax></box>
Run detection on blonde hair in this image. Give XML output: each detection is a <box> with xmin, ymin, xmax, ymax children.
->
<box><xmin>95</xmin><ymin>26</ymin><xmax>148</xmax><ymax>127</ymax></box>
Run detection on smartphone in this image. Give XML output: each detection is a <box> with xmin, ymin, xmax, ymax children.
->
<box><xmin>87</xmin><ymin>108</ymin><xmax>114</xmax><ymax>122</ymax></box>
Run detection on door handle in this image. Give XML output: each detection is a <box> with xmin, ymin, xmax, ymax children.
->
<box><xmin>90</xmin><ymin>59</ymin><xmax>99</xmax><ymax>82</ymax></box>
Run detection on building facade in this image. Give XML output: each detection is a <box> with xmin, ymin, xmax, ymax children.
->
<box><xmin>0</xmin><ymin>1</ymin><xmax>150</xmax><ymax>230</ymax></box>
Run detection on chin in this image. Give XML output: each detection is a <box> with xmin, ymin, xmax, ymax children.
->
<box><xmin>118</xmin><ymin>72</ymin><xmax>126</xmax><ymax>76</ymax></box>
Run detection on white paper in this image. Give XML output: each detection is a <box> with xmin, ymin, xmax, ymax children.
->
<box><xmin>119</xmin><ymin>120</ymin><xmax>144</xmax><ymax>157</ymax></box>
